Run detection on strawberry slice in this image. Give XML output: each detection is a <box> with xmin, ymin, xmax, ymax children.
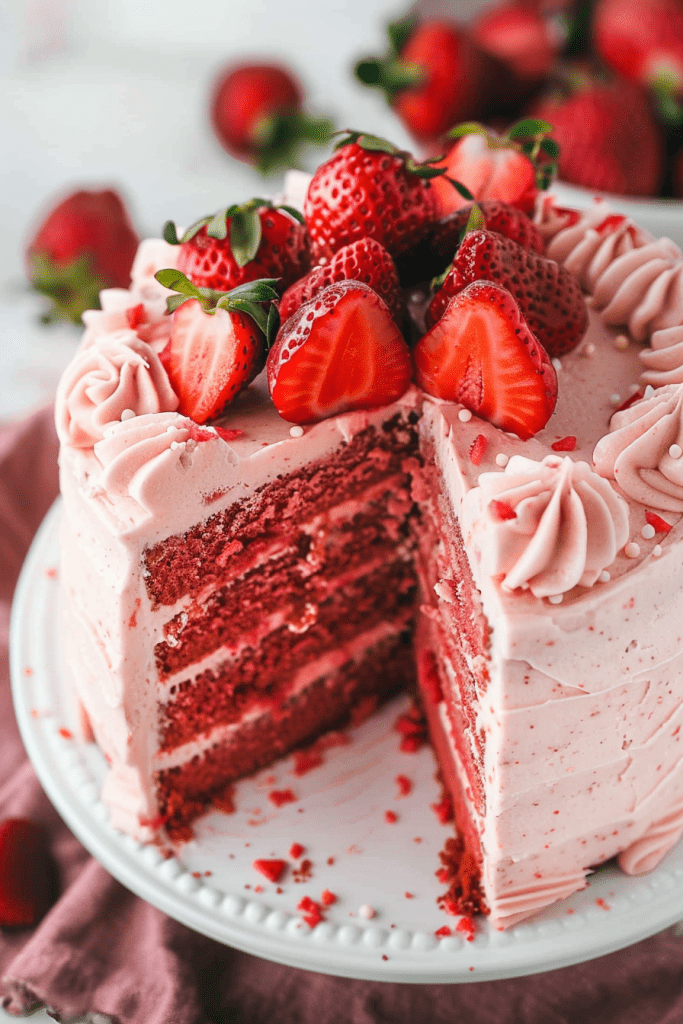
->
<box><xmin>426</xmin><ymin>228</ymin><xmax>588</xmax><ymax>358</ymax></box>
<box><xmin>156</xmin><ymin>271</ymin><xmax>280</xmax><ymax>424</ymax></box>
<box><xmin>413</xmin><ymin>280</ymin><xmax>557</xmax><ymax>440</ymax></box>
<box><xmin>267</xmin><ymin>280</ymin><xmax>413</xmax><ymax>424</ymax></box>
<box><xmin>0</xmin><ymin>818</ymin><xmax>57</xmax><ymax>927</ymax></box>
<box><xmin>279</xmin><ymin>237</ymin><xmax>402</xmax><ymax>323</ymax></box>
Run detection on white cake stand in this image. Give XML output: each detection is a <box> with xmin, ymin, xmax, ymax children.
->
<box><xmin>10</xmin><ymin>501</ymin><xmax>683</xmax><ymax>983</ymax></box>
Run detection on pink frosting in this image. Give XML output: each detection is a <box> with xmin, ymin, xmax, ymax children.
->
<box><xmin>593</xmin><ymin>384</ymin><xmax>683</xmax><ymax>511</ymax></box>
<box><xmin>462</xmin><ymin>454</ymin><xmax>630</xmax><ymax>598</ymax></box>
<box><xmin>618</xmin><ymin>796</ymin><xmax>683</xmax><ymax>875</ymax></box>
<box><xmin>93</xmin><ymin>412</ymin><xmax>219</xmax><ymax>509</ymax></box>
<box><xmin>640</xmin><ymin>326</ymin><xmax>683</xmax><ymax>387</ymax></box>
<box><xmin>55</xmin><ymin>331</ymin><xmax>178</xmax><ymax>448</ymax></box>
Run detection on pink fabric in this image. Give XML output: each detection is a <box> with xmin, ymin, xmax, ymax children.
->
<box><xmin>1</xmin><ymin>407</ymin><xmax>683</xmax><ymax>1023</ymax></box>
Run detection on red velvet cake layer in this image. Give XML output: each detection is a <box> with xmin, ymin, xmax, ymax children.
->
<box><xmin>159</xmin><ymin>559</ymin><xmax>417</xmax><ymax>749</ymax></box>
<box><xmin>156</xmin><ymin>631</ymin><xmax>415</xmax><ymax>833</ymax></box>
<box><xmin>155</xmin><ymin>487</ymin><xmax>416</xmax><ymax>678</ymax></box>
<box><xmin>144</xmin><ymin>414</ymin><xmax>420</xmax><ymax>608</ymax></box>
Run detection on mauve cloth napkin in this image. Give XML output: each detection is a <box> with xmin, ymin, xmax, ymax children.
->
<box><xmin>1</xmin><ymin>406</ymin><xmax>683</xmax><ymax>1024</ymax></box>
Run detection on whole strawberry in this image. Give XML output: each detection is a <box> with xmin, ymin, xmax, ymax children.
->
<box><xmin>414</xmin><ymin>280</ymin><xmax>557</xmax><ymax>440</ymax></box>
<box><xmin>156</xmin><ymin>270</ymin><xmax>280</xmax><ymax>424</ymax></box>
<box><xmin>279</xmin><ymin>237</ymin><xmax>402</xmax><ymax>323</ymax></box>
<box><xmin>593</xmin><ymin>0</ymin><xmax>683</xmax><ymax>124</ymax></box>
<box><xmin>426</xmin><ymin>228</ymin><xmax>588</xmax><ymax>357</ymax></box>
<box><xmin>268</xmin><ymin>279</ymin><xmax>413</xmax><ymax>424</ymax></box>
<box><xmin>531</xmin><ymin>70</ymin><xmax>665</xmax><ymax>196</ymax></box>
<box><xmin>355</xmin><ymin>17</ymin><xmax>508</xmax><ymax>144</ymax></box>
<box><xmin>26</xmin><ymin>189</ymin><xmax>139</xmax><ymax>324</ymax></box>
<box><xmin>210</xmin><ymin>63</ymin><xmax>334</xmax><ymax>174</ymax></box>
<box><xmin>430</xmin><ymin>120</ymin><xmax>558</xmax><ymax>218</ymax></box>
<box><xmin>471</xmin><ymin>3</ymin><xmax>558</xmax><ymax>83</ymax></box>
<box><xmin>0</xmin><ymin>818</ymin><xmax>57</xmax><ymax>927</ymax></box>
<box><xmin>166</xmin><ymin>199</ymin><xmax>310</xmax><ymax>294</ymax></box>
<box><xmin>430</xmin><ymin>199</ymin><xmax>546</xmax><ymax>269</ymax></box>
<box><xmin>304</xmin><ymin>131</ymin><xmax>445</xmax><ymax>263</ymax></box>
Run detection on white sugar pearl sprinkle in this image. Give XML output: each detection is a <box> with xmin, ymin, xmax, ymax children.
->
<box><xmin>653</xmin><ymin>544</ymin><xmax>662</xmax><ymax>557</ymax></box>
<box><xmin>582</xmin><ymin>342</ymin><xmax>596</xmax><ymax>356</ymax></box>
<box><xmin>610</xmin><ymin>393</ymin><xmax>621</xmax><ymax>406</ymax></box>
<box><xmin>289</xmin><ymin>425</ymin><xmax>304</xmax><ymax>438</ymax></box>
<box><xmin>495</xmin><ymin>453</ymin><xmax>509</xmax><ymax>468</ymax></box>
<box><xmin>548</xmin><ymin>594</ymin><xmax>563</xmax><ymax>604</ymax></box>
<box><xmin>599</xmin><ymin>570</ymin><xmax>611</xmax><ymax>583</ymax></box>
<box><xmin>624</xmin><ymin>542</ymin><xmax>641</xmax><ymax>558</ymax></box>
<box><xmin>614</xmin><ymin>334</ymin><xmax>629</xmax><ymax>350</ymax></box>
<box><xmin>358</xmin><ymin>904</ymin><xmax>376</xmax><ymax>919</ymax></box>
<box><xmin>458</xmin><ymin>408</ymin><xmax>473</xmax><ymax>423</ymax></box>
<box><xmin>669</xmin><ymin>444</ymin><xmax>682</xmax><ymax>459</ymax></box>
<box><xmin>642</xmin><ymin>524</ymin><xmax>656</xmax><ymax>540</ymax></box>
<box><xmin>552</xmin><ymin>358</ymin><xmax>562</xmax><ymax>371</ymax></box>
<box><xmin>120</xmin><ymin>408</ymin><xmax>136</xmax><ymax>421</ymax></box>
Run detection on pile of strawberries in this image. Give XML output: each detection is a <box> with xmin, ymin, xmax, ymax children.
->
<box><xmin>154</xmin><ymin>129</ymin><xmax>588</xmax><ymax>441</ymax></box>
<box><xmin>356</xmin><ymin>0</ymin><xmax>683</xmax><ymax>200</ymax></box>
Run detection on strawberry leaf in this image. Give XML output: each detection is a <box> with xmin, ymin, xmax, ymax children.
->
<box><xmin>446</xmin><ymin>122</ymin><xmax>488</xmax><ymax>140</ymax></box>
<box><xmin>230</xmin><ymin>206</ymin><xmax>263</xmax><ymax>267</ymax></box>
<box><xmin>506</xmin><ymin>118</ymin><xmax>552</xmax><ymax>140</ymax></box>
<box><xmin>446</xmin><ymin>178</ymin><xmax>475</xmax><ymax>201</ymax></box>
<box><xmin>278</xmin><ymin>204</ymin><xmax>305</xmax><ymax>224</ymax></box>
<box><xmin>464</xmin><ymin>204</ymin><xmax>485</xmax><ymax>234</ymax></box>
<box><xmin>156</xmin><ymin>269</ymin><xmax>209</xmax><ymax>312</ymax></box>
<box><xmin>205</xmin><ymin>208</ymin><xmax>230</xmax><ymax>240</ymax></box>
<box><xmin>386</xmin><ymin>15</ymin><xmax>417</xmax><ymax>56</ymax></box>
<box><xmin>266</xmin><ymin>302</ymin><xmax>280</xmax><ymax>350</ymax></box>
<box><xmin>163</xmin><ymin>221</ymin><xmax>180</xmax><ymax>245</ymax></box>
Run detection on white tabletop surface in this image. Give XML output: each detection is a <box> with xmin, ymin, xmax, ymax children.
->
<box><xmin>3</xmin><ymin>0</ymin><xmax>683</xmax><ymax>1016</ymax></box>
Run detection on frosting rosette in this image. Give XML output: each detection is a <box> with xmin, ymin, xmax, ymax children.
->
<box><xmin>55</xmin><ymin>330</ymin><xmax>178</xmax><ymax>448</ymax></box>
<box><xmin>94</xmin><ymin>412</ymin><xmax>220</xmax><ymax>512</ymax></box>
<box><xmin>640</xmin><ymin>326</ymin><xmax>683</xmax><ymax>387</ymax></box>
<box><xmin>593</xmin><ymin>383</ymin><xmax>683</xmax><ymax>512</ymax></box>
<box><xmin>462</xmin><ymin>454</ymin><xmax>630</xmax><ymax>598</ymax></box>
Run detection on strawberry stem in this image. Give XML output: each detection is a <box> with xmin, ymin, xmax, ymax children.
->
<box><xmin>155</xmin><ymin>269</ymin><xmax>280</xmax><ymax>344</ymax></box>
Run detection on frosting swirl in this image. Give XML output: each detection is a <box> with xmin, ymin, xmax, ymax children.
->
<box><xmin>618</xmin><ymin>796</ymin><xmax>683</xmax><ymax>875</ymax></box>
<box><xmin>94</xmin><ymin>412</ymin><xmax>219</xmax><ymax>512</ymax></box>
<box><xmin>640</xmin><ymin>326</ymin><xmax>683</xmax><ymax>387</ymax></box>
<box><xmin>462</xmin><ymin>454</ymin><xmax>630</xmax><ymax>598</ymax></box>
<box><xmin>55</xmin><ymin>331</ymin><xmax>178</xmax><ymax>448</ymax></box>
<box><xmin>593</xmin><ymin>383</ymin><xmax>683</xmax><ymax>511</ymax></box>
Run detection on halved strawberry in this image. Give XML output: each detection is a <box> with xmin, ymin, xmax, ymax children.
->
<box><xmin>426</xmin><ymin>228</ymin><xmax>588</xmax><ymax>358</ymax></box>
<box><xmin>413</xmin><ymin>281</ymin><xmax>557</xmax><ymax>440</ymax></box>
<box><xmin>267</xmin><ymin>280</ymin><xmax>412</xmax><ymax>424</ymax></box>
<box><xmin>156</xmin><ymin>270</ymin><xmax>279</xmax><ymax>424</ymax></box>
<box><xmin>278</xmin><ymin>237</ymin><xmax>402</xmax><ymax>323</ymax></box>
<box><xmin>0</xmin><ymin>818</ymin><xmax>57</xmax><ymax>927</ymax></box>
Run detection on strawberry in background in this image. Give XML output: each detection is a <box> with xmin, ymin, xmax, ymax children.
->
<box><xmin>26</xmin><ymin>189</ymin><xmax>139</xmax><ymax>324</ymax></box>
<box><xmin>592</xmin><ymin>0</ymin><xmax>683</xmax><ymax>125</ymax></box>
<box><xmin>430</xmin><ymin>119</ymin><xmax>558</xmax><ymax>217</ymax></box>
<box><xmin>210</xmin><ymin>63</ymin><xmax>334</xmax><ymax>174</ymax></box>
<box><xmin>531</xmin><ymin>67</ymin><xmax>665</xmax><ymax>196</ymax></box>
<box><xmin>471</xmin><ymin>2</ymin><xmax>561</xmax><ymax>84</ymax></box>
<box><xmin>355</xmin><ymin>16</ymin><xmax>510</xmax><ymax>144</ymax></box>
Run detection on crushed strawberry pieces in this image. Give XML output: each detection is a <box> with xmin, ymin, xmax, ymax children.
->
<box><xmin>469</xmin><ymin>434</ymin><xmax>488</xmax><ymax>466</ymax></box>
<box><xmin>252</xmin><ymin>858</ymin><xmax>288</xmax><ymax>883</ymax></box>
<box><xmin>268</xmin><ymin>788</ymin><xmax>297</xmax><ymax>807</ymax></box>
<box><xmin>646</xmin><ymin>511</ymin><xmax>672</xmax><ymax>533</ymax></box>
<box><xmin>489</xmin><ymin>499</ymin><xmax>517</xmax><ymax>522</ymax></box>
<box><xmin>396</xmin><ymin>774</ymin><xmax>413</xmax><ymax>797</ymax></box>
<box><xmin>289</xmin><ymin>842</ymin><xmax>305</xmax><ymax>859</ymax></box>
<box><xmin>551</xmin><ymin>436</ymin><xmax>577</xmax><ymax>452</ymax></box>
<box><xmin>297</xmin><ymin>895</ymin><xmax>324</xmax><ymax>928</ymax></box>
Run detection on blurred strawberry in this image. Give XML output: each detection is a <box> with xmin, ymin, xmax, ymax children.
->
<box><xmin>593</xmin><ymin>0</ymin><xmax>683</xmax><ymax>125</ymax></box>
<box><xmin>471</xmin><ymin>3</ymin><xmax>559</xmax><ymax>82</ymax></box>
<box><xmin>531</xmin><ymin>69</ymin><xmax>665</xmax><ymax>195</ymax></box>
<box><xmin>431</xmin><ymin>120</ymin><xmax>558</xmax><ymax>216</ymax></box>
<box><xmin>26</xmin><ymin>189</ymin><xmax>139</xmax><ymax>324</ymax></box>
<box><xmin>210</xmin><ymin>63</ymin><xmax>334</xmax><ymax>174</ymax></box>
<box><xmin>355</xmin><ymin>17</ymin><xmax>509</xmax><ymax>144</ymax></box>
<box><xmin>0</xmin><ymin>818</ymin><xmax>58</xmax><ymax>928</ymax></box>
<box><xmin>674</xmin><ymin>147</ymin><xmax>683</xmax><ymax>198</ymax></box>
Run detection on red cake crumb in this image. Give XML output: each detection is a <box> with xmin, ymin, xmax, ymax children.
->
<box><xmin>297</xmin><ymin>895</ymin><xmax>324</xmax><ymax>928</ymax></box>
<box><xmin>404</xmin><ymin>892</ymin><xmax>414</xmax><ymax>899</ymax></box>
<box><xmin>420</xmin><ymin>651</ymin><xmax>443</xmax><ymax>704</ymax></box>
<box><xmin>385</xmin><ymin>810</ymin><xmax>398</xmax><ymax>824</ymax></box>
<box><xmin>551</xmin><ymin>435</ymin><xmax>577</xmax><ymax>451</ymax></box>
<box><xmin>382</xmin><ymin>955</ymin><xmax>389</xmax><ymax>961</ymax></box>
<box><xmin>321</xmin><ymin>889</ymin><xmax>337</xmax><ymax>906</ymax></box>
<box><xmin>596</xmin><ymin>897</ymin><xmax>610</xmax><ymax>911</ymax></box>
<box><xmin>455</xmin><ymin>916</ymin><xmax>476</xmax><ymax>942</ymax></box>
<box><xmin>23</xmin><ymin>667</ymin><xmax>33</xmax><ymax>677</ymax></box>
<box><xmin>350</xmin><ymin>694</ymin><xmax>379</xmax><ymax>726</ymax></box>
<box><xmin>289</xmin><ymin>842</ymin><xmax>305</xmax><ymax>859</ymax></box>
<box><xmin>213</xmin><ymin>783</ymin><xmax>236</xmax><ymax>814</ymax></box>
<box><xmin>252</xmin><ymin>859</ymin><xmax>288</xmax><ymax>883</ymax></box>
<box><xmin>436</xmin><ymin>836</ymin><xmax>488</xmax><ymax>918</ymax></box>
<box><xmin>469</xmin><ymin>434</ymin><xmax>487</xmax><ymax>466</ymax></box>
<box><xmin>432</xmin><ymin>793</ymin><xmax>454</xmax><ymax>825</ymax></box>
<box><xmin>489</xmin><ymin>499</ymin><xmax>517</xmax><ymax>522</ymax></box>
<box><xmin>646</xmin><ymin>510</ymin><xmax>672</xmax><ymax>533</ymax></box>
<box><xmin>396</xmin><ymin>774</ymin><xmax>412</xmax><ymax>797</ymax></box>
<box><xmin>58</xmin><ymin>727</ymin><xmax>73</xmax><ymax>740</ymax></box>
<box><xmin>293</xmin><ymin>858</ymin><xmax>313</xmax><ymax>882</ymax></box>
<box><xmin>268</xmin><ymin>788</ymin><xmax>297</xmax><ymax>807</ymax></box>
<box><xmin>327</xmin><ymin>856</ymin><xmax>335</xmax><ymax>865</ymax></box>
<box><xmin>45</xmin><ymin>566</ymin><xmax>57</xmax><ymax>578</ymax></box>
<box><xmin>394</xmin><ymin>701</ymin><xmax>428</xmax><ymax>753</ymax></box>
<box><xmin>435</xmin><ymin>926</ymin><xmax>452</xmax><ymax>938</ymax></box>
<box><xmin>254</xmin><ymin>885</ymin><xmax>263</xmax><ymax>893</ymax></box>
<box><xmin>292</xmin><ymin>748</ymin><xmax>324</xmax><ymax>776</ymax></box>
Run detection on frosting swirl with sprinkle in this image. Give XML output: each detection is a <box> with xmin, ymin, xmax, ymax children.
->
<box><xmin>462</xmin><ymin>454</ymin><xmax>630</xmax><ymax>598</ymax></box>
<box><xmin>593</xmin><ymin>383</ymin><xmax>683</xmax><ymax>511</ymax></box>
<box><xmin>55</xmin><ymin>331</ymin><xmax>178</xmax><ymax>448</ymax></box>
